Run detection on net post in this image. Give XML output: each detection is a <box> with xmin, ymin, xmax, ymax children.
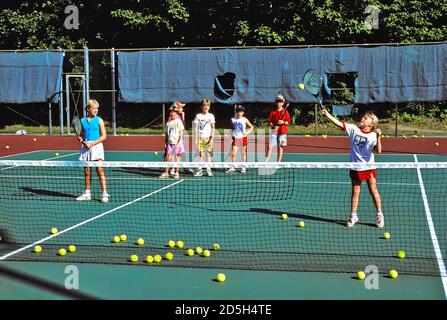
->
<box><xmin>394</xmin><ymin>104</ymin><xmax>398</xmax><ymax>137</ymax></box>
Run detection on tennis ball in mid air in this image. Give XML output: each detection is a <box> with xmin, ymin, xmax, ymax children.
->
<box><xmin>213</xmin><ymin>243</ymin><xmax>221</xmax><ymax>251</ymax></box>
<box><xmin>146</xmin><ymin>255</ymin><xmax>154</xmax><ymax>263</ymax></box>
<box><xmin>68</xmin><ymin>245</ymin><xmax>76</xmax><ymax>253</ymax></box>
<box><xmin>168</xmin><ymin>240</ymin><xmax>175</xmax><ymax>248</ymax></box>
<box><xmin>120</xmin><ymin>234</ymin><xmax>127</xmax><ymax>241</ymax></box>
<box><xmin>113</xmin><ymin>236</ymin><xmax>120</xmax><ymax>243</ymax></box>
<box><xmin>130</xmin><ymin>255</ymin><xmax>138</xmax><ymax>263</ymax></box>
<box><xmin>34</xmin><ymin>245</ymin><xmax>42</xmax><ymax>253</ymax></box>
<box><xmin>58</xmin><ymin>248</ymin><xmax>67</xmax><ymax>256</ymax></box>
<box><xmin>176</xmin><ymin>240</ymin><xmax>184</xmax><ymax>248</ymax></box>
<box><xmin>357</xmin><ymin>271</ymin><xmax>366</xmax><ymax>280</ymax></box>
<box><xmin>137</xmin><ymin>238</ymin><xmax>144</xmax><ymax>245</ymax></box>
<box><xmin>281</xmin><ymin>213</ymin><xmax>288</xmax><ymax>220</ymax></box>
<box><xmin>216</xmin><ymin>273</ymin><xmax>226</xmax><ymax>282</ymax></box>
<box><xmin>154</xmin><ymin>255</ymin><xmax>162</xmax><ymax>263</ymax></box>
<box><xmin>397</xmin><ymin>250</ymin><xmax>406</xmax><ymax>259</ymax></box>
<box><xmin>165</xmin><ymin>252</ymin><xmax>174</xmax><ymax>260</ymax></box>
<box><xmin>186</xmin><ymin>249</ymin><xmax>195</xmax><ymax>256</ymax></box>
<box><xmin>298</xmin><ymin>83</ymin><xmax>305</xmax><ymax>90</ymax></box>
<box><xmin>50</xmin><ymin>227</ymin><xmax>58</xmax><ymax>235</ymax></box>
<box><xmin>297</xmin><ymin>221</ymin><xmax>305</xmax><ymax>228</ymax></box>
<box><xmin>202</xmin><ymin>250</ymin><xmax>211</xmax><ymax>257</ymax></box>
<box><xmin>195</xmin><ymin>247</ymin><xmax>203</xmax><ymax>255</ymax></box>
<box><xmin>389</xmin><ymin>269</ymin><xmax>398</xmax><ymax>279</ymax></box>
<box><xmin>383</xmin><ymin>232</ymin><xmax>391</xmax><ymax>239</ymax></box>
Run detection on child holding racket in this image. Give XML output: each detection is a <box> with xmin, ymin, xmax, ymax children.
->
<box><xmin>76</xmin><ymin>99</ymin><xmax>109</xmax><ymax>203</ymax></box>
<box><xmin>321</xmin><ymin>108</ymin><xmax>384</xmax><ymax>228</ymax></box>
<box><xmin>265</xmin><ymin>94</ymin><xmax>290</xmax><ymax>162</ymax></box>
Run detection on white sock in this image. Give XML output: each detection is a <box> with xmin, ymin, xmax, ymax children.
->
<box><xmin>85</xmin><ymin>189</ymin><xmax>91</xmax><ymax>195</ymax></box>
<box><xmin>377</xmin><ymin>211</ymin><xmax>383</xmax><ymax>216</ymax></box>
<box><xmin>351</xmin><ymin>212</ymin><xmax>357</xmax><ymax>217</ymax></box>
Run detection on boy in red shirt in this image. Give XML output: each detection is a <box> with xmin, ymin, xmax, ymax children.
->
<box><xmin>265</xmin><ymin>94</ymin><xmax>290</xmax><ymax>162</ymax></box>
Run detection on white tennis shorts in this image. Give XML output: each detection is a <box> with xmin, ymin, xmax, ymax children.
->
<box><xmin>79</xmin><ymin>142</ymin><xmax>105</xmax><ymax>161</ymax></box>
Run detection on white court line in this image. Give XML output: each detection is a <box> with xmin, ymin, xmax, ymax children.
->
<box><xmin>1</xmin><ymin>152</ymin><xmax>78</xmax><ymax>171</ymax></box>
<box><xmin>0</xmin><ymin>150</ymin><xmax>42</xmax><ymax>159</ymax></box>
<box><xmin>413</xmin><ymin>154</ymin><xmax>447</xmax><ymax>299</ymax></box>
<box><xmin>0</xmin><ymin>179</ymin><xmax>184</xmax><ymax>261</ymax></box>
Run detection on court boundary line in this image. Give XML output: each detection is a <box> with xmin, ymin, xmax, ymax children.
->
<box><xmin>1</xmin><ymin>152</ymin><xmax>78</xmax><ymax>171</ymax></box>
<box><xmin>0</xmin><ymin>179</ymin><xmax>184</xmax><ymax>261</ymax></box>
<box><xmin>0</xmin><ymin>150</ymin><xmax>42</xmax><ymax>159</ymax></box>
<box><xmin>413</xmin><ymin>154</ymin><xmax>447</xmax><ymax>299</ymax></box>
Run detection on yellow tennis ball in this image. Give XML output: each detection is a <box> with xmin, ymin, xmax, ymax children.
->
<box><xmin>68</xmin><ymin>245</ymin><xmax>76</xmax><ymax>253</ymax></box>
<box><xmin>120</xmin><ymin>234</ymin><xmax>127</xmax><ymax>241</ymax></box>
<box><xmin>202</xmin><ymin>250</ymin><xmax>211</xmax><ymax>257</ymax></box>
<box><xmin>146</xmin><ymin>255</ymin><xmax>154</xmax><ymax>263</ymax></box>
<box><xmin>58</xmin><ymin>248</ymin><xmax>67</xmax><ymax>256</ymax></box>
<box><xmin>168</xmin><ymin>240</ymin><xmax>175</xmax><ymax>248</ymax></box>
<box><xmin>33</xmin><ymin>138</ymin><xmax>37</xmax><ymax>142</ymax></box>
<box><xmin>154</xmin><ymin>255</ymin><xmax>162</xmax><ymax>263</ymax></box>
<box><xmin>137</xmin><ymin>238</ymin><xmax>144</xmax><ymax>245</ymax></box>
<box><xmin>435</xmin><ymin>142</ymin><xmax>439</xmax><ymax>146</ymax></box>
<box><xmin>34</xmin><ymin>245</ymin><xmax>42</xmax><ymax>253</ymax></box>
<box><xmin>216</xmin><ymin>273</ymin><xmax>226</xmax><ymax>282</ymax></box>
<box><xmin>165</xmin><ymin>252</ymin><xmax>174</xmax><ymax>260</ymax></box>
<box><xmin>196</xmin><ymin>247</ymin><xmax>203</xmax><ymax>254</ymax></box>
<box><xmin>298</xmin><ymin>83</ymin><xmax>305</xmax><ymax>90</ymax></box>
<box><xmin>113</xmin><ymin>236</ymin><xmax>120</xmax><ymax>243</ymax></box>
<box><xmin>54</xmin><ymin>152</ymin><xmax>60</xmax><ymax>157</ymax></box>
<box><xmin>397</xmin><ymin>250</ymin><xmax>406</xmax><ymax>259</ymax></box>
<box><xmin>176</xmin><ymin>240</ymin><xmax>184</xmax><ymax>248</ymax></box>
<box><xmin>281</xmin><ymin>213</ymin><xmax>288</xmax><ymax>220</ymax></box>
<box><xmin>297</xmin><ymin>221</ymin><xmax>305</xmax><ymax>228</ymax></box>
<box><xmin>50</xmin><ymin>227</ymin><xmax>58</xmax><ymax>235</ymax></box>
<box><xmin>357</xmin><ymin>271</ymin><xmax>366</xmax><ymax>280</ymax></box>
<box><xmin>5</xmin><ymin>146</ymin><xmax>10</xmax><ymax>149</ymax></box>
<box><xmin>126</xmin><ymin>133</ymin><xmax>129</xmax><ymax>136</ymax></box>
<box><xmin>213</xmin><ymin>243</ymin><xmax>221</xmax><ymax>251</ymax></box>
<box><xmin>154</xmin><ymin>152</ymin><xmax>158</xmax><ymax>155</ymax></box>
<box><xmin>187</xmin><ymin>249</ymin><xmax>194</xmax><ymax>256</ymax></box>
<box><xmin>130</xmin><ymin>254</ymin><xmax>138</xmax><ymax>263</ymax></box>
<box><xmin>383</xmin><ymin>232</ymin><xmax>391</xmax><ymax>239</ymax></box>
<box><xmin>389</xmin><ymin>269</ymin><xmax>398</xmax><ymax>279</ymax></box>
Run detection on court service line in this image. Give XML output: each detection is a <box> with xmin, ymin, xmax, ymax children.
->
<box><xmin>0</xmin><ymin>179</ymin><xmax>184</xmax><ymax>261</ymax></box>
<box><xmin>413</xmin><ymin>154</ymin><xmax>447</xmax><ymax>299</ymax></box>
<box><xmin>0</xmin><ymin>152</ymin><xmax>78</xmax><ymax>171</ymax></box>
<box><xmin>0</xmin><ymin>149</ymin><xmax>42</xmax><ymax>159</ymax></box>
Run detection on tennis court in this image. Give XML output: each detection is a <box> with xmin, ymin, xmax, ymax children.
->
<box><xmin>0</xmin><ymin>149</ymin><xmax>446</xmax><ymax>300</ymax></box>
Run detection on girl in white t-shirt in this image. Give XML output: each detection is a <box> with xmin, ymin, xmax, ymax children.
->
<box><xmin>193</xmin><ymin>99</ymin><xmax>215</xmax><ymax>176</ymax></box>
<box><xmin>226</xmin><ymin>105</ymin><xmax>254</xmax><ymax>173</ymax></box>
<box><xmin>322</xmin><ymin>109</ymin><xmax>384</xmax><ymax>228</ymax></box>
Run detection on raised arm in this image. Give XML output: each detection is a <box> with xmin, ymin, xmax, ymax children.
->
<box><xmin>321</xmin><ymin>109</ymin><xmax>343</xmax><ymax>128</ymax></box>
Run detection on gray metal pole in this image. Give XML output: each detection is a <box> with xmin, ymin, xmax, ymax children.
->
<box><xmin>162</xmin><ymin>104</ymin><xmax>166</xmax><ymax>129</ymax></box>
<box><xmin>60</xmin><ymin>79</ymin><xmax>64</xmax><ymax>134</ymax></box>
<box><xmin>314</xmin><ymin>104</ymin><xmax>318</xmax><ymax>136</ymax></box>
<box><xmin>65</xmin><ymin>76</ymin><xmax>70</xmax><ymax>134</ymax></box>
<box><xmin>395</xmin><ymin>104</ymin><xmax>398</xmax><ymax>137</ymax></box>
<box><xmin>48</xmin><ymin>102</ymin><xmax>52</xmax><ymax>135</ymax></box>
<box><xmin>111</xmin><ymin>48</ymin><xmax>117</xmax><ymax>135</ymax></box>
<box><xmin>84</xmin><ymin>47</ymin><xmax>90</xmax><ymax>102</ymax></box>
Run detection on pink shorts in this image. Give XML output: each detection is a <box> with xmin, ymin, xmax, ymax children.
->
<box><xmin>166</xmin><ymin>143</ymin><xmax>185</xmax><ymax>157</ymax></box>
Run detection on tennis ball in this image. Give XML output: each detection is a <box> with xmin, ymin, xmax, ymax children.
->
<box><xmin>154</xmin><ymin>152</ymin><xmax>158</xmax><ymax>155</ymax></box>
<box><xmin>120</xmin><ymin>234</ymin><xmax>127</xmax><ymax>241</ymax></box>
<box><xmin>435</xmin><ymin>142</ymin><xmax>439</xmax><ymax>146</ymax></box>
<box><xmin>383</xmin><ymin>232</ymin><xmax>391</xmax><ymax>239</ymax></box>
<box><xmin>33</xmin><ymin>138</ymin><xmax>37</xmax><ymax>142</ymax></box>
<box><xmin>58</xmin><ymin>248</ymin><xmax>67</xmax><ymax>256</ymax></box>
<box><xmin>357</xmin><ymin>271</ymin><xmax>366</xmax><ymax>280</ymax></box>
<box><xmin>176</xmin><ymin>240</ymin><xmax>184</xmax><ymax>248</ymax></box>
<box><xmin>281</xmin><ymin>213</ymin><xmax>288</xmax><ymax>220</ymax></box>
<box><xmin>146</xmin><ymin>255</ymin><xmax>154</xmax><ymax>263</ymax></box>
<box><xmin>50</xmin><ymin>227</ymin><xmax>58</xmax><ymax>235</ymax></box>
<box><xmin>113</xmin><ymin>236</ymin><xmax>120</xmax><ymax>243</ymax></box>
<box><xmin>421</xmin><ymin>135</ymin><xmax>425</xmax><ymax>138</ymax></box>
<box><xmin>154</xmin><ymin>255</ymin><xmax>162</xmax><ymax>263</ymax></box>
<box><xmin>402</xmin><ymin>135</ymin><xmax>407</xmax><ymax>139</ymax></box>
<box><xmin>397</xmin><ymin>250</ymin><xmax>406</xmax><ymax>259</ymax></box>
<box><xmin>137</xmin><ymin>238</ymin><xmax>144</xmax><ymax>245</ymax></box>
<box><xmin>5</xmin><ymin>146</ymin><xmax>10</xmax><ymax>149</ymax></box>
<box><xmin>126</xmin><ymin>133</ymin><xmax>129</xmax><ymax>136</ymax></box>
<box><xmin>130</xmin><ymin>254</ymin><xmax>138</xmax><ymax>263</ymax></box>
<box><xmin>297</xmin><ymin>221</ymin><xmax>305</xmax><ymax>228</ymax></box>
<box><xmin>216</xmin><ymin>273</ymin><xmax>226</xmax><ymax>282</ymax></box>
<box><xmin>34</xmin><ymin>245</ymin><xmax>42</xmax><ymax>253</ymax></box>
<box><xmin>389</xmin><ymin>269</ymin><xmax>398</xmax><ymax>279</ymax></box>
<box><xmin>165</xmin><ymin>252</ymin><xmax>174</xmax><ymax>260</ymax></box>
<box><xmin>298</xmin><ymin>83</ymin><xmax>305</xmax><ymax>90</ymax></box>
<box><xmin>202</xmin><ymin>250</ymin><xmax>211</xmax><ymax>257</ymax></box>
<box><xmin>54</xmin><ymin>152</ymin><xmax>60</xmax><ymax>157</ymax></box>
<box><xmin>196</xmin><ymin>247</ymin><xmax>203</xmax><ymax>255</ymax></box>
<box><xmin>168</xmin><ymin>240</ymin><xmax>175</xmax><ymax>248</ymax></box>
<box><xmin>213</xmin><ymin>243</ymin><xmax>221</xmax><ymax>251</ymax></box>
<box><xmin>68</xmin><ymin>245</ymin><xmax>76</xmax><ymax>253</ymax></box>
<box><xmin>187</xmin><ymin>249</ymin><xmax>195</xmax><ymax>256</ymax></box>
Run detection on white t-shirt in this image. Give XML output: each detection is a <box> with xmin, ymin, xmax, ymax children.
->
<box><xmin>194</xmin><ymin>113</ymin><xmax>215</xmax><ymax>138</ymax></box>
<box><xmin>231</xmin><ymin>116</ymin><xmax>248</xmax><ymax>139</ymax></box>
<box><xmin>166</xmin><ymin>118</ymin><xmax>184</xmax><ymax>144</ymax></box>
<box><xmin>344</xmin><ymin>122</ymin><xmax>378</xmax><ymax>168</ymax></box>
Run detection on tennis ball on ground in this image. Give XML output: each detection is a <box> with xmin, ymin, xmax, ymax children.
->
<box><xmin>113</xmin><ymin>236</ymin><xmax>120</xmax><ymax>243</ymax></box>
<box><xmin>176</xmin><ymin>240</ymin><xmax>184</xmax><ymax>248</ymax></box>
<box><xmin>196</xmin><ymin>247</ymin><xmax>203</xmax><ymax>255</ymax></box>
<box><xmin>58</xmin><ymin>248</ymin><xmax>67</xmax><ymax>256</ymax></box>
<box><xmin>137</xmin><ymin>238</ymin><xmax>144</xmax><ymax>245</ymax></box>
<box><xmin>435</xmin><ymin>142</ymin><xmax>439</xmax><ymax>146</ymax></box>
<box><xmin>389</xmin><ymin>269</ymin><xmax>398</xmax><ymax>279</ymax></box>
<box><xmin>421</xmin><ymin>135</ymin><xmax>425</xmax><ymax>138</ymax></box>
<box><xmin>357</xmin><ymin>271</ymin><xmax>366</xmax><ymax>280</ymax></box>
<box><xmin>34</xmin><ymin>245</ymin><xmax>42</xmax><ymax>253</ymax></box>
<box><xmin>5</xmin><ymin>146</ymin><xmax>10</xmax><ymax>149</ymax></box>
<box><xmin>213</xmin><ymin>243</ymin><xmax>221</xmax><ymax>251</ymax></box>
<box><xmin>54</xmin><ymin>152</ymin><xmax>60</xmax><ymax>157</ymax></box>
<box><xmin>146</xmin><ymin>255</ymin><xmax>154</xmax><ymax>263</ymax></box>
<box><xmin>383</xmin><ymin>232</ymin><xmax>391</xmax><ymax>239</ymax></box>
<box><xmin>165</xmin><ymin>252</ymin><xmax>174</xmax><ymax>260</ymax></box>
<box><xmin>154</xmin><ymin>152</ymin><xmax>158</xmax><ymax>155</ymax></box>
<box><xmin>187</xmin><ymin>249</ymin><xmax>195</xmax><ymax>256</ymax></box>
<box><xmin>154</xmin><ymin>255</ymin><xmax>162</xmax><ymax>263</ymax></box>
<box><xmin>120</xmin><ymin>234</ymin><xmax>127</xmax><ymax>241</ymax></box>
<box><xmin>33</xmin><ymin>138</ymin><xmax>37</xmax><ymax>142</ymax></box>
<box><xmin>216</xmin><ymin>273</ymin><xmax>226</xmax><ymax>282</ymax></box>
<box><xmin>126</xmin><ymin>133</ymin><xmax>129</xmax><ymax>136</ymax></box>
<box><xmin>130</xmin><ymin>254</ymin><xmax>138</xmax><ymax>263</ymax></box>
<box><xmin>50</xmin><ymin>227</ymin><xmax>58</xmax><ymax>235</ymax></box>
<box><xmin>68</xmin><ymin>245</ymin><xmax>76</xmax><ymax>253</ymax></box>
<box><xmin>402</xmin><ymin>135</ymin><xmax>407</xmax><ymax>139</ymax></box>
<box><xmin>297</xmin><ymin>221</ymin><xmax>305</xmax><ymax>228</ymax></box>
<box><xmin>168</xmin><ymin>240</ymin><xmax>175</xmax><ymax>248</ymax></box>
<box><xmin>397</xmin><ymin>250</ymin><xmax>406</xmax><ymax>259</ymax></box>
<box><xmin>281</xmin><ymin>213</ymin><xmax>288</xmax><ymax>220</ymax></box>
<box><xmin>202</xmin><ymin>250</ymin><xmax>211</xmax><ymax>257</ymax></box>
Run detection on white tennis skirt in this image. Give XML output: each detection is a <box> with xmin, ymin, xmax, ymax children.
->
<box><xmin>79</xmin><ymin>142</ymin><xmax>105</xmax><ymax>161</ymax></box>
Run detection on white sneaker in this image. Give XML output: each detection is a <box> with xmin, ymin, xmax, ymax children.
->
<box><xmin>226</xmin><ymin>167</ymin><xmax>236</xmax><ymax>173</ymax></box>
<box><xmin>188</xmin><ymin>168</ymin><xmax>195</xmax><ymax>175</ymax></box>
<box><xmin>101</xmin><ymin>192</ymin><xmax>110</xmax><ymax>203</ymax></box>
<box><xmin>376</xmin><ymin>215</ymin><xmax>385</xmax><ymax>228</ymax></box>
<box><xmin>207</xmin><ymin>168</ymin><xmax>213</xmax><ymax>176</ymax></box>
<box><xmin>194</xmin><ymin>169</ymin><xmax>203</xmax><ymax>177</ymax></box>
<box><xmin>159</xmin><ymin>172</ymin><xmax>169</xmax><ymax>179</ymax></box>
<box><xmin>169</xmin><ymin>168</ymin><xmax>175</xmax><ymax>176</ymax></box>
<box><xmin>346</xmin><ymin>215</ymin><xmax>359</xmax><ymax>228</ymax></box>
<box><xmin>173</xmin><ymin>173</ymin><xmax>180</xmax><ymax>179</ymax></box>
<box><xmin>240</xmin><ymin>168</ymin><xmax>246</xmax><ymax>174</ymax></box>
<box><xmin>76</xmin><ymin>192</ymin><xmax>91</xmax><ymax>201</ymax></box>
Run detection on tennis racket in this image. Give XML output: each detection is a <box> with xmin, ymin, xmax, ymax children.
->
<box><xmin>301</xmin><ymin>69</ymin><xmax>325</xmax><ymax>111</ymax></box>
<box><xmin>72</xmin><ymin>116</ymin><xmax>86</xmax><ymax>144</ymax></box>
<box><xmin>272</xmin><ymin>102</ymin><xmax>290</xmax><ymax>135</ymax></box>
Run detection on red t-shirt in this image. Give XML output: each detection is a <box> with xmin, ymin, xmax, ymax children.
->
<box><xmin>269</xmin><ymin>109</ymin><xmax>291</xmax><ymax>135</ymax></box>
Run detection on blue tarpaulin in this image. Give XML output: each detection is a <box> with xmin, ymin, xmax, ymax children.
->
<box><xmin>0</xmin><ymin>51</ymin><xmax>63</xmax><ymax>104</ymax></box>
<box><xmin>118</xmin><ymin>44</ymin><xmax>447</xmax><ymax>104</ymax></box>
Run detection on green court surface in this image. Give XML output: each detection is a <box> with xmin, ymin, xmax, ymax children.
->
<box><xmin>0</xmin><ymin>150</ymin><xmax>446</xmax><ymax>300</ymax></box>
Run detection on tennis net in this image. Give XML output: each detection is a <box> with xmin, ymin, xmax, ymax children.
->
<box><xmin>0</xmin><ymin>160</ymin><xmax>446</xmax><ymax>277</ymax></box>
